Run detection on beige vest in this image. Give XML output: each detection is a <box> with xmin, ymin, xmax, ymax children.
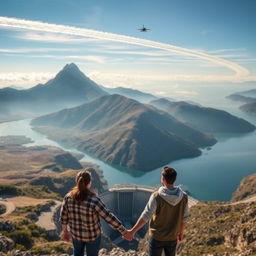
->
<box><xmin>149</xmin><ymin>191</ymin><xmax>188</xmax><ymax>241</ymax></box>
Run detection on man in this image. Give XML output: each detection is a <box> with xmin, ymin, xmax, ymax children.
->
<box><xmin>124</xmin><ymin>166</ymin><xmax>188</xmax><ymax>256</ymax></box>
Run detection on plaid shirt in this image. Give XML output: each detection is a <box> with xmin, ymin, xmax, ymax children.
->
<box><xmin>60</xmin><ymin>193</ymin><xmax>125</xmax><ymax>242</ymax></box>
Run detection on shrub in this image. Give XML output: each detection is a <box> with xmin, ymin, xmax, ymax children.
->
<box><xmin>9</xmin><ymin>230</ymin><xmax>34</xmax><ymax>249</ymax></box>
<box><xmin>0</xmin><ymin>203</ymin><xmax>6</xmax><ymax>214</ymax></box>
<box><xmin>0</xmin><ymin>184</ymin><xmax>21</xmax><ymax>196</ymax></box>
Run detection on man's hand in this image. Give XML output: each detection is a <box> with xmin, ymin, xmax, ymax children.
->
<box><xmin>177</xmin><ymin>232</ymin><xmax>183</xmax><ymax>242</ymax></box>
<box><xmin>61</xmin><ymin>230</ymin><xmax>71</xmax><ymax>242</ymax></box>
<box><xmin>122</xmin><ymin>229</ymin><xmax>135</xmax><ymax>241</ymax></box>
<box><xmin>177</xmin><ymin>220</ymin><xmax>186</xmax><ymax>242</ymax></box>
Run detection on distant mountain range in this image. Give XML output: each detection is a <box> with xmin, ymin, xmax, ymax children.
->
<box><xmin>227</xmin><ymin>89</ymin><xmax>256</xmax><ymax>116</ymax></box>
<box><xmin>0</xmin><ymin>63</ymin><xmax>107</xmax><ymax>117</ymax></box>
<box><xmin>236</xmin><ymin>89</ymin><xmax>256</xmax><ymax>98</ymax></box>
<box><xmin>240</xmin><ymin>102</ymin><xmax>256</xmax><ymax>116</ymax></box>
<box><xmin>102</xmin><ymin>86</ymin><xmax>157</xmax><ymax>103</ymax></box>
<box><xmin>227</xmin><ymin>89</ymin><xmax>256</xmax><ymax>104</ymax></box>
<box><xmin>150</xmin><ymin>98</ymin><xmax>255</xmax><ymax>133</ymax></box>
<box><xmin>31</xmin><ymin>94</ymin><xmax>216</xmax><ymax>171</ymax></box>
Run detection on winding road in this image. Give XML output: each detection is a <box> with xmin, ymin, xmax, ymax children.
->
<box><xmin>0</xmin><ymin>196</ymin><xmax>62</xmax><ymax>232</ymax></box>
<box><xmin>0</xmin><ymin>198</ymin><xmax>15</xmax><ymax>217</ymax></box>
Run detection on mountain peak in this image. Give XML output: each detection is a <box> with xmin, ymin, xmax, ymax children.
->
<box><xmin>62</xmin><ymin>63</ymin><xmax>80</xmax><ymax>72</ymax></box>
<box><xmin>60</xmin><ymin>63</ymin><xmax>83</xmax><ymax>77</ymax></box>
<box><xmin>41</xmin><ymin>63</ymin><xmax>107</xmax><ymax>101</ymax></box>
<box><xmin>54</xmin><ymin>63</ymin><xmax>89</xmax><ymax>82</ymax></box>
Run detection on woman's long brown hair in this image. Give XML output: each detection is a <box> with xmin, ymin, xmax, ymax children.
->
<box><xmin>70</xmin><ymin>169</ymin><xmax>95</xmax><ymax>202</ymax></box>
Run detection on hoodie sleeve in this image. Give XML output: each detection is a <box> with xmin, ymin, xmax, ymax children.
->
<box><xmin>139</xmin><ymin>193</ymin><xmax>157</xmax><ymax>222</ymax></box>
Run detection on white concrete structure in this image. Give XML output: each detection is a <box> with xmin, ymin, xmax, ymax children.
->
<box><xmin>100</xmin><ymin>185</ymin><xmax>155</xmax><ymax>250</ymax></box>
<box><xmin>99</xmin><ymin>185</ymin><xmax>198</xmax><ymax>250</ymax></box>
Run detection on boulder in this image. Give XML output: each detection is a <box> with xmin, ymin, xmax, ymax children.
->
<box><xmin>0</xmin><ymin>234</ymin><xmax>15</xmax><ymax>253</ymax></box>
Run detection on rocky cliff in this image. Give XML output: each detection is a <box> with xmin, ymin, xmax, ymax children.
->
<box><xmin>231</xmin><ymin>173</ymin><xmax>256</xmax><ymax>202</ymax></box>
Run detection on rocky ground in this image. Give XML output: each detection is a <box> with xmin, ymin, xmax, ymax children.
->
<box><xmin>232</xmin><ymin>173</ymin><xmax>256</xmax><ymax>202</ymax></box>
<box><xmin>0</xmin><ymin>136</ymin><xmax>83</xmax><ymax>184</ymax></box>
<box><xmin>176</xmin><ymin>201</ymin><xmax>256</xmax><ymax>256</ymax></box>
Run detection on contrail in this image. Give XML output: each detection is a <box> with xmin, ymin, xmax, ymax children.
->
<box><xmin>0</xmin><ymin>16</ymin><xmax>250</xmax><ymax>79</ymax></box>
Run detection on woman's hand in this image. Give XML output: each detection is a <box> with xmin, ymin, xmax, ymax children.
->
<box><xmin>61</xmin><ymin>224</ymin><xmax>70</xmax><ymax>242</ymax></box>
<box><xmin>61</xmin><ymin>230</ymin><xmax>71</xmax><ymax>242</ymax></box>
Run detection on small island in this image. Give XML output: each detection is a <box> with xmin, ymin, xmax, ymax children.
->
<box><xmin>0</xmin><ymin>135</ymin><xmax>34</xmax><ymax>146</ymax></box>
<box><xmin>240</xmin><ymin>102</ymin><xmax>256</xmax><ymax>116</ymax></box>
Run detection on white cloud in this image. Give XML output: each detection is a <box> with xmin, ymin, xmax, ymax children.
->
<box><xmin>208</xmin><ymin>48</ymin><xmax>247</xmax><ymax>54</ymax></box>
<box><xmin>174</xmin><ymin>90</ymin><xmax>199</xmax><ymax>96</ymax></box>
<box><xmin>0</xmin><ymin>16</ymin><xmax>251</xmax><ymax>82</ymax></box>
<box><xmin>155</xmin><ymin>91</ymin><xmax>167</xmax><ymax>95</ymax></box>
<box><xmin>61</xmin><ymin>55</ymin><xmax>106</xmax><ymax>63</ymax></box>
<box><xmin>0</xmin><ymin>47</ymin><xmax>80</xmax><ymax>53</ymax></box>
<box><xmin>97</xmin><ymin>48</ymin><xmax>172</xmax><ymax>57</ymax></box>
<box><xmin>35</xmin><ymin>54</ymin><xmax>106</xmax><ymax>63</ymax></box>
<box><xmin>1</xmin><ymin>69</ymin><xmax>256</xmax><ymax>89</ymax></box>
<box><xmin>235</xmin><ymin>58</ymin><xmax>256</xmax><ymax>63</ymax></box>
<box><xmin>87</xmin><ymin>71</ymin><xmax>256</xmax><ymax>88</ymax></box>
<box><xmin>0</xmin><ymin>72</ymin><xmax>54</xmax><ymax>87</ymax></box>
<box><xmin>0</xmin><ymin>51</ymin><xmax>107</xmax><ymax>64</ymax></box>
<box><xmin>16</xmin><ymin>31</ymin><xmax>99</xmax><ymax>43</ymax></box>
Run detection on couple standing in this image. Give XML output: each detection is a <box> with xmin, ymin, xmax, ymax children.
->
<box><xmin>60</xmin><ymin>166</ymin><xmax>188</xmax><ymax>256</ymax></box>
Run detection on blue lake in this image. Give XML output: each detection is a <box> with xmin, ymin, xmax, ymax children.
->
<box><xmin>0</xmin><ymin>114</ymin><xmax>255</xmax><ymax>202</ymax></box>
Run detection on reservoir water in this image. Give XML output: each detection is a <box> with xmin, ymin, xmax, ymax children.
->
<box><xmin>0</xmin><ymin>114</ymin><xmax>255</xmax><ymax>202</ymax></box>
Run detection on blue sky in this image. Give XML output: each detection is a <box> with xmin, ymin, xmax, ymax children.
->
<box><xmin>0</xmin><ymin>0</ymin><xmax>255</xmax><ymax>100</ymax></box>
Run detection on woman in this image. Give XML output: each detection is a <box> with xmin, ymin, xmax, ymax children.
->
<box><xmin>60</xmin><ymin>169</ymin><xmax>126</xmax><ymax>256</ymax></box>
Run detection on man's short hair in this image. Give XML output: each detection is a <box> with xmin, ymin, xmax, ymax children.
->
<box><xmin>162</xmin><ymin>166</ymin><xmax>177</xmax><ymax>184</ymax></box>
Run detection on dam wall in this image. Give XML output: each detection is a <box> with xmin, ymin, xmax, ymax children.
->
<box><xmin>99</xmin><ymin>185</ymin><xmax>155</xmax><ymax>250</ymax></box>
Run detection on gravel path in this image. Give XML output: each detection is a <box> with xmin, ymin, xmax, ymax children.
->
<box><xmin>36</xmin><ymin>200</ymin><xmax>62</xmax><ymax>230</ymax></box>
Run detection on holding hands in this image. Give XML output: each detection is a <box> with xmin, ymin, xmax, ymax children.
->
<box><xmin>121</xmin><ymin>218</ymin><xmax>146</xmax><ymax>241</ymax></box>
<box><xmin>122</xmin><ymin>229</ymin><xmax>135</xmax><ymax>241</ymax></box>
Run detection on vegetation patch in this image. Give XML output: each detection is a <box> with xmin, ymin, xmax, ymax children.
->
<box><xmin>0</xmin><ymin>203</ymin><xmax>6</xmax><ymax>214</ymax></box>
<box><xmin>0</xmin><ymin>184</ymin><xmax>21</xmax><ymax>196</ymax></box>
<box><xmin>0</xmin><ymin>184</ymin><xmax>59</xmax><ymax>199</ymax></box>
<box><xmin>30</xmin><ymin>241</ymin><xmax>72</xmax><ymax>255</ymax></box>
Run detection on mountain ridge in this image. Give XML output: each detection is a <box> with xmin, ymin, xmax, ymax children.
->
<box><xmin>240</xmin><ymin>102</ymin><xmax>256</xmax><ymax>116</ymax></box>
<box><xmin>227</xmin><ymin>89</ymin><xmax>256</xmax><ymax>104</ymax></box>
<box><xmin>150</xmin><ymin>98</ymin><xmax>255</xmax><ymax>133</ymax></box>
<box><xmin>102</xmin><ymin>86</ymin><xmax>157</xmax><ymax>103</ymax></box>
<box><xmin>31</xmin><ymin>94</ymin><xmax>216</xmax><ymax>171</ymax></box>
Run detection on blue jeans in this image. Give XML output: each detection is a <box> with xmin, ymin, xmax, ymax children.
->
<box><xmin>148</xmin><ymin>237</ymin><xmax>177</xmax><ymax>256</ymax></box>
<box><xmin>72</xmin><ymin>235</ymin><xmax>101</xmax><ymax>256</ymax></box>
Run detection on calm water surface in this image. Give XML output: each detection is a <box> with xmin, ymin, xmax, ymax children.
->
<box><xmin>0</xmin><ymin>115</ymin><xmax>255</xmax><ymax>201</ymax></box>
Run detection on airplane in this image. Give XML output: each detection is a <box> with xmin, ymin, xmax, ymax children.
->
<box><xmin>138</xmin><ymin>25</ymin><xmax>150</xmax><ymax>32</ymax></box>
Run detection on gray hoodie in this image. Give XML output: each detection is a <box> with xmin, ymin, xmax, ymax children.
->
<box><xmin>140</xmin><ymin>186</ymin><xmax>189</xmax><ymax>221</ymax></box>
